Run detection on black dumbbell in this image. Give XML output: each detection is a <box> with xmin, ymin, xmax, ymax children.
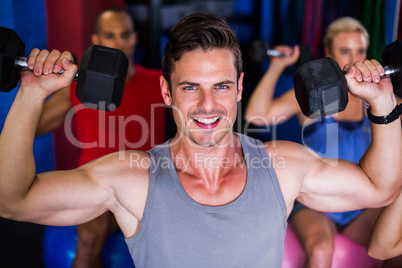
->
<box><xmin>293</xmin><ymin>39</ymin><xmax>402</xmax><ymax>118</ymax></box>
<box><xmin>248</xmin><ymin>40</ymin><xmax>313</xmax><ymax>67</ymax></box>
<box><xmin>382</xmin><ymin>39</ymin><xmax>402</xmax><ymax>97</ymax></box>
<box><xmin>0</xmin><ymin>27</ymin><xmax>128</xmax><ymax>111</ymax></box>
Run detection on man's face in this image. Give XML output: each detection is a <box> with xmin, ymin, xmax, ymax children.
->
<box><xmin>161</xmin><ymin>48</ymin><xmax>243</xmax><ymax>148</ymax></box>
<box><xmin>326</xmin><ymin>32</ymin><xmax>367</xmax><ymax>70</ymax></box>
<box><xmin>92</xmin><ymin>11</ymin><xmax>137</xmax><ymax>61</ymax></box>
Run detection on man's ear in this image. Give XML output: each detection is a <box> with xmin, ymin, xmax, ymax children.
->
<box><xmin>91</xmin><ymin>34</ymin><xmax>99</xmax><ymax>45</ymax></box>
<box><xmin>237</xmin><ymin>72</ymin><xmax>244</xmax><ymax>102</ymax></box>
<box><xmin>160</xmin><ymin>76</ymin><xmax>172</xmax><ymax>105</ymax></box>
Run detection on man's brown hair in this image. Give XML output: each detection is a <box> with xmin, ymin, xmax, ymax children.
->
<box><xmin>161</xmin><ymin>12</ymin><xmax>243</xmax><ymax>90</ymax></box>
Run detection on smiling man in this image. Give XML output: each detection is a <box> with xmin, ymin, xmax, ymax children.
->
<box><xmin>0</xmin><ymin>12</ymin><xmax>401</xmax><ymax>267</ymax></box>
<box><xmin>162</xmin><ymin>48</ymin><xmax>242</xmax><ymax>148</ymax></box>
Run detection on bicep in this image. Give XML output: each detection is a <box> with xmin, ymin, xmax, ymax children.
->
<box><xmin>298</xmin><ymin>156</ymin><xmax>390</xmax><ymax>212</ymax></box>
<box><xmin>272</xmin><ymin>141</ymin><xmax>389</xmax><ymax>213</ymax></box>
<box><xmin>18</xmin><ymin>151</ymin><xmax>149</xmax><ymax>236</ymax></box>
<box><xmin>16</xmin><ymin>166</ymin><xmax>113</xmax><ymax>226</ymax></box>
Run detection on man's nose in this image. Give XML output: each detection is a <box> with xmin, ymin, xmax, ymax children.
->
<box><xmin>197</xmin><ymin>90</ymin><xmax>216</xmax><ymax>113</ymax></box>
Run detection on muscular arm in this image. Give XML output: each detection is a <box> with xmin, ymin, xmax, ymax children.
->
<box><xmin>368</xmin><ymin>188</ymin><xmax>402</xmax><ymax>260</ymax></box>
<box><xmin>245</xmin><ymin>45</ymin><xmax>303</xmax><ymax>126</ymax></box>
<box><xmin>273</xmin><ymin>60</ymin><xmax>402</xmax><ymax>215</ymax></box>
<box><xmin>8</xmin><ymin>151</ymin><xmax>149</xmax><ymax>237</ymax></box>
<box><xmin>36</xmin><ymin>86</ymin><xmax>71</xmax><ymax>136</ymax></box>
<box><xmin>0</xmin><ymin>49</ymin><xmax>147</xmax><ymax>238</ymax></box>
<box><xmin>0</xmin><ymin>50</ymin><xmax>75</xmax><ymax>212</ymax></box>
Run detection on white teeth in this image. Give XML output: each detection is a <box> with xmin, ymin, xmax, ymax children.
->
<box><xmin>193</xmin><ymin>116</ymin><xmax>220</xmax><ymax>124</ymax></box>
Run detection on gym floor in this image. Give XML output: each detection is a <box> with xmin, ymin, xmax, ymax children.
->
<box><xmin>0</xmin><ymin>218</ymin><xmax>45</xmax><ymax>268</ymax></box>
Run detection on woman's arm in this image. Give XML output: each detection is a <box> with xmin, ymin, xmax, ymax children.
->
<box><xmin>245</xmin><ymin>45</ymin><xmax>302</xmax><ymax>126</ymax></box>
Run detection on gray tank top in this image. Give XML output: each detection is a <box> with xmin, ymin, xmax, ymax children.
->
<box><xmin>125</xmin><ymin>133</ymin><xmax>287</xmax><ymax>267</ymax></box>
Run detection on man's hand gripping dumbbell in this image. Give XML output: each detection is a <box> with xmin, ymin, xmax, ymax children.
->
<box><xmin>0</xmin><ymin>27</ymin><xmax>128</xmax><ymax>111</ymax></box>
<box><xmin>293</xmin><ymin>39</ymin><xmax>402</xmax><ymax>123</ymax></box>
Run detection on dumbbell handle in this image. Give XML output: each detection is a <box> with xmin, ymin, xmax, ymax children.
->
<box><xmin>383</xmin><ymin>65</ymin><xmax>398</xmax><ymax>78</ymax></box>
<box><xmin>15</xmin><ymin>56</ymin><xmax>79</xmax><ymax>79</ymax></box>
<box><xmin>341</xmin><ymin>65</ymin><xmax>397</xmax><ymax>79</ymax></box>
<box><xmin>266</xmin><ymin>49</ymin><xmax>291</xmax><ymax>57</ymax></box>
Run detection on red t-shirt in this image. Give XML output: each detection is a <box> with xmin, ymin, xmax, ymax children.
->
<box><xmin>70</xmin><ymin>64</ymin><xmax>166</xmax><ymax>166</ymax></box>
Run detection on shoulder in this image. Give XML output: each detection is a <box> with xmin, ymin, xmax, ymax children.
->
<box><xmin>84</xmin><ymin>150</ymin><xmax>151</xmax><ymax>184</ymax></box>
<box><xmin>263</xmin><ymin>140</ymin><xmax>308</xmax><ymax>171</ymax></box>
<box><xmin>264</xmin><ymin>140</ymin><xmax>311</xmax><ymax>160</ymax></box>
<box><xmin>262</xmin><ymin>140</ymin><xmax>322</xmax><ymax>201</ymax></box>
<box><xmin>241</xmin><ymin>137</ymin><xmax>316</xmax><ymax>174</ymax></box>
<box><xmin>82</xmin><ymin>150</ymin><xmax>151</xmax><ymax>231</ymax></box>
<box><xmin>86</xmin><ymin>150</ymin><xmax>151</xmax><ymax>209</ymax></box>
<box><xmin>263</xmin><ymin>140</ymin><xmax>330</xmax><ymax>174</ymax></box>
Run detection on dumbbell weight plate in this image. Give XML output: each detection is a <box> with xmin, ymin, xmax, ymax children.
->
<box><xmin>76</xmin><ymin>45</ymin><xmax>128</xmax><ymax>111</ymax></box>
<box><xmin>293</xmin><ymin>57</ymin><xmax>348</xmax><ymax>118</ymax></box>
<box><xmin>0</xmin><ymin>27</ymin><xmax>25</xmax><ymax>92</ymax></box>
<box><xmin>382</xmin><ymin>39</ymin><xmax>402</xmax><ymax>97</ymax></box>
<box><xmin>294</xmin><ymin>39</ymin><xmax>402</xmax><ymax>119</ymax></box>
<box><xmin>248</xmin><ymin>40</ymin><xmax>270</xmax><ymax>64</ymax></box>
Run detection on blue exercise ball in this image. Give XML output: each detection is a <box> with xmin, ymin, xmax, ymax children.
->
<box><xmin>43</xmin><ymin>226</ymin><xmax>77</xmax><ymax>268</ymax></box>
<box><xmin>43</xmin><ymin>225</ymin><xmax>135</xmax><ymax>268</ymax></box>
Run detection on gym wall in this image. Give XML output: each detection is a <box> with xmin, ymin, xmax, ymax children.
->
<box><xmin>0</xmin><ymin>0</ymin><xmax>53</xmax><ymax>174</ymax></box>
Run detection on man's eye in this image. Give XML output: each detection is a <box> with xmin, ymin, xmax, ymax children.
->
<box><xmin>184</xmin><ymin>86</ymin><xmax>197</xmax><ymax>91</ymax></box>
<box><xmin>105</xmin><ymin>34</ymin><xmax>114</xmax><ymax>39</ymax></box>
<box><xmin>216</xmin><ymin>85</ymin><xmax>228</xmax><ymax>90</ymax></box>
<box><xmin>122</xmin><ymin>32</ymin><xmax>131</xmax><ymax>39</ymax></box>
<box><xmin>340</xmin><ymin>49</ymin><xmax>349</xmax><ymax>55</ymax></box>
